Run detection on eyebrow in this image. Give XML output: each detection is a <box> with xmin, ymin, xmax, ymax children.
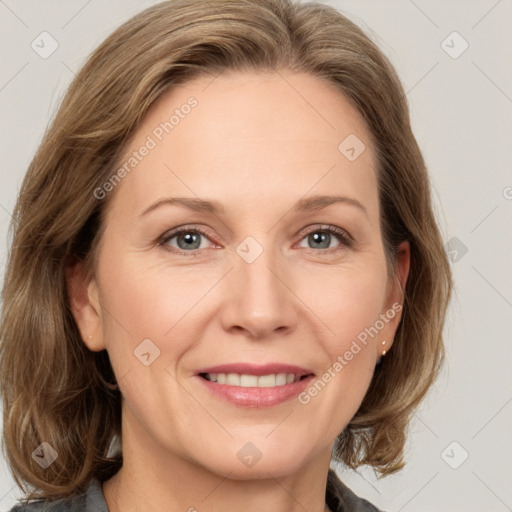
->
<box><xmin>139</xmin><ymin>194</ymin><xmax>368</xmax><ymax>218</ymax></box>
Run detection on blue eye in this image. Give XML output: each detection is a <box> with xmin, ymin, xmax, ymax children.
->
<box><xmin>297</xmin><ymin>225</ymin><xmax>353</xmax><ymax>252</ymax></box>
<box><xmin>158</xmin><ymin>224</ymin><xmax>353</xmax><ymax>256</ymax></box>
<box><xmin>160</xmin><ymin>227</ymin><xmax>212</xmax><ymax>254</ymax></box>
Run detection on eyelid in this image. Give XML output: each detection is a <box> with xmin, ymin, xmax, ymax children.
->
<box><xmin>157</xmin><ymin>224</ymin><xmax>218</xmax><ymax>249</ymax></box>
<box><xmin>296</xmin><ymin>224</ymin><xmax>354</xmax><ymax>246</ymax></box>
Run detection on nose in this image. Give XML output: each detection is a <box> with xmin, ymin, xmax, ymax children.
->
<box><xmin>219</xmin><ymin>245</ymin><xmax>298</xmax><ymax>340</ymax></box>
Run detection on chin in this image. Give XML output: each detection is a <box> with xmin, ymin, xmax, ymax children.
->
<box><xmin>192</xmin><ymin>436</ymin><xmax>313</xmax><ymax>480</ymax></box>
<box><xmin>208</xmin><ymin>459</ymin><xmax>305</xmax><ymax>481</ymax></box>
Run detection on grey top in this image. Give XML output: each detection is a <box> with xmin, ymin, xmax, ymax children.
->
<box><xmin>7</xmin><ymin>469</ymin><xmax>384</xmax><ymax>512</ymax></box>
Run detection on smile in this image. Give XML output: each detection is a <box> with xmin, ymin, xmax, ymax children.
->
<box><xmin>195</xmin><ymin>363</ymin><xmax>315</xmax><ymax>407</ymax></box>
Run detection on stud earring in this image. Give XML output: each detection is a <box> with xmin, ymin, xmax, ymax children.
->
<box><xmin>381</xmin><ymin>340</ymin><xmax>386</xmax><ymax>356</ymax></box>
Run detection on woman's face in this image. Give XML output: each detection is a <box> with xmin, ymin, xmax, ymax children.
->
<box><xmin>71</xmin><ymin>70</ymin><xmax>408</xmax><ymax>479</ymax></box>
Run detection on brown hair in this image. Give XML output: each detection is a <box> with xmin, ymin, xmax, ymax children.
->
<box><xmin>0</xmin><ymin>0</ymin><xmax>452</xmax><ymax>502</ymax></box>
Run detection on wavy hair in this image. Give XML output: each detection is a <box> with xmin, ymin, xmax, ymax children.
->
<box><xmin>0</xmin><ymin>0</ymin><xmax>452</xmax><ymax>501</ymax></box>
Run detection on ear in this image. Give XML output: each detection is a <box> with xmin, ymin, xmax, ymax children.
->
<box><xmin>390</xmin><ymin>240</ymin><xmax>410</xmax><ymax>304</ymax></box>
<box><xmin>378</xmin><ymin>241</ymin><xmax>410</xmax><ymax>356</ymax></box>
<box><xmin>65</xmin><ymin>259</ymin><xmax>106</xmax><ymax>352</ymax></box>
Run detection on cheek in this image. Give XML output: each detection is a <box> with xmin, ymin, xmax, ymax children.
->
<box><xmin>298</xmin><ymin>261</ymin><xmax>387</xmax><ymax>413</ymax></box>
<box><xmin>305</xmin><ymin>261</ymin><xmax>388</xmax><ymax>347</ymax></box>
<box><xmin>95</xmin><ymin>256</ymin><xmax>201</xmax><ymax>424</ymax></box>
<box><xmin>97</xmin><ymin>251</ymin><xmax>211</xmax><ymax>372</ymax></box>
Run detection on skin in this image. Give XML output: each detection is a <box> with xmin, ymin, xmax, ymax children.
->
<box><xmin>67</xmin><ymin>70</ymin><xmax>409</xmax><ymax>512</ymax></box>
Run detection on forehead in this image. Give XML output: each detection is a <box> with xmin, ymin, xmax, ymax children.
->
<box><xmin>107</xmin><ymin>70</ymin><xmax>379</xmax><ymax>222</ymax></box>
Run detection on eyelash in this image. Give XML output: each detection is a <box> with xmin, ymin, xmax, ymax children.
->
<box><xmin>157</xmin><ymin>224</ymin><xmax>353</xmax><ymax>257</ymax></box>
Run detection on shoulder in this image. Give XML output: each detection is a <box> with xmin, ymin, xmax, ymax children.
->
<box><xmin>6</xmin><ymin>478</ymin><xmax>107</xmax><ymax>512</ymax></box>
<box><xmin>7</xmin><ymin>496</ymin><xmax>85</xmax><ymax>512</ymax></box>
<box><xmin>326</xmin><ymin>469</ymin><xmax>386</xmax><ymax>512</ymax></box>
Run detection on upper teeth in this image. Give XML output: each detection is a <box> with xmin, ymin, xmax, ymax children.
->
<box><xmin>204</xmin><ymin>373</ymin><xmax>298</xmax><ymax>387</ymax></box>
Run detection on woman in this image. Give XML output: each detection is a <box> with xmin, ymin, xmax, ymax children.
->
<box><xmin>0</xmin><ymin>0</ymin><xmax>452</xmax><ymax>511</ymax></box>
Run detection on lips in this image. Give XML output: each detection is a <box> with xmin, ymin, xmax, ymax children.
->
<box><xmin>194</xmin><ymin>363</ymin><xmax>315</xmax><ymax>407</ymax></box>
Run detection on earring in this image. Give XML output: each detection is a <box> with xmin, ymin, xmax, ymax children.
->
<box><xmin>381</xmin><ymin>340</ymin><xmax>387</xmax><ymax>356</ymax></box>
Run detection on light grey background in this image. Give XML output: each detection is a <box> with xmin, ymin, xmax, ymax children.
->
<box><xmin>1</xmin><ymin>1</ymin><xmax>511</xmax><ymax>511</ymax></box>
